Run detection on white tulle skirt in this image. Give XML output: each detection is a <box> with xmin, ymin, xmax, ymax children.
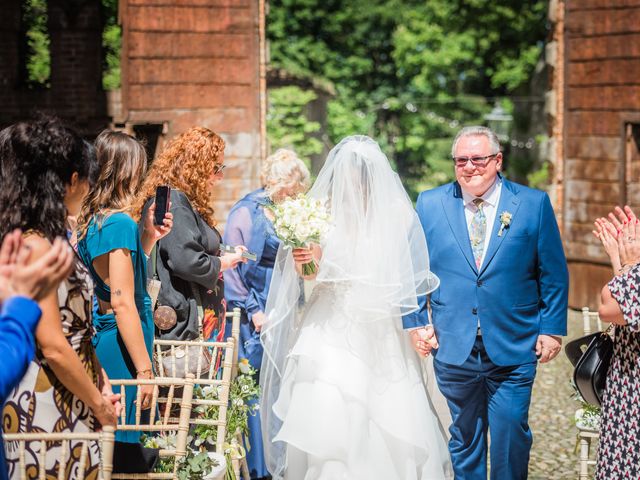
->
<box><xmin>272</xmin><ymin>283</ymin><xmax>452</xmax><ymax>480</ymax></box>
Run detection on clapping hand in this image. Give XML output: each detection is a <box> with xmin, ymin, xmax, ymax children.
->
<box><xmin>593</xmin><ymin>217</ymin><xmax>621</xmax><ymax>273</ymax></box>
<box><xmin>0</xmin><ymin>230</ymin><xmax>74</xmax><ymax>303</ymax></box>
<box><xmin>596</xmin><ymin>205</ymin><xmax>640</xmax><ymax>273</ymax></box>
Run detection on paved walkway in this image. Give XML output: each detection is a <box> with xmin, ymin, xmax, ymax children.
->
<box><xmin>529</xmin><ymin>309</ymin><xmax>593</xmax><ymax>479</ymax></box>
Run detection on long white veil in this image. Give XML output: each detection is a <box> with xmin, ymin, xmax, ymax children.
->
<box><xmin>259</xmin><ymin>135</ymin><xmax>440</xmax><ymax>479</ymax></box>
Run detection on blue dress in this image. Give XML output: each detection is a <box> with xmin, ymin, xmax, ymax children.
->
<box><xmin>77</xmin><ymin>212</ymin><xmax>155</xmax><ymax>443</ymax></box>
<box><xmin>224</xmin><ymin>189</ymin><xmax>280</xmax><ymax>478</ymax></box>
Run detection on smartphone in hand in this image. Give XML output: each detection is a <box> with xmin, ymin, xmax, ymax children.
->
<box><xmin>154</xmin><ymin>186</ymin><xmax>171</xmax><ymax>225</ymax></box>
<box><xmin>220</xmin><ymin>244</ymin><xmax>258</xmax><ymax>261</ymax></box>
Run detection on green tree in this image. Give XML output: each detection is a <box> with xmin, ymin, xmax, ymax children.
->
<box><xmin>267</xmin><ymin>0</ymin><xmax>549</xmax><ymax>196</ymax></box>
<box><xmin>267</xmin><ymin>86</ymin><xmax>323</xmax><ymax>167</ymax></box>
<box><xmin>23</xmin><ymin>0</ymin><xmax>51</xmax><ymax>88</ymax></box>
<box><xmin>102</xmin><ymin>0</ymin><xmax>121</xmax><ymax>90</ymax></box>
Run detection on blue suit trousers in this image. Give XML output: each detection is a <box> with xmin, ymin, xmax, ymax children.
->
<box><xmin>434</xmin><ymin>336</ymin><xmax>537</xmax><ymax>480</ymax></box>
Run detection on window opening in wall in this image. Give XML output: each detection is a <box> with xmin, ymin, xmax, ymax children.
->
<box><xmin>133</xmin><ymin>123</ymin><xmax>166</xmax><ymax>164</ymax></box>
<box><xmin>20</xmin><ymin>0</ymin><xmax>51</xmax><ymax>88</ymax></box>
<box><xmin>102</xmin><ymin>0</ymin><xmax>121</xmax><ymax>90</ymax></box>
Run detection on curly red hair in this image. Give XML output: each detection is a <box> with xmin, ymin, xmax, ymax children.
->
<box><xmin>134</xmin><ymin>127</ymin><xmax>225</xmax><ymax>226</ymax></box>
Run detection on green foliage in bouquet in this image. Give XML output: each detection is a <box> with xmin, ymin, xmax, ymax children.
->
<box><xmin>142</xmin><ymin>361</ymin><xmax>259</xmax><ymax>480</ymax></box>
<box><xmin>570</xmin><ymin>381</ymin><xmax>601</xmax><ymax>432</ymax></box>
<box><xmin>176</xmin><ymin>452</ymin><xmax>219</xmax><ymax>480</ymax></box>
<box><xmin>191</xmin><ymin>360</ymin><xmax>261</xmax><ymax>479</ymax></box>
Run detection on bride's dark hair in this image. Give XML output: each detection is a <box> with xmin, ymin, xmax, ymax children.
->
<box><xmin>0</xmin><ymin>117</ymin><xmax>86</xmax><ymax>240</ymax></box>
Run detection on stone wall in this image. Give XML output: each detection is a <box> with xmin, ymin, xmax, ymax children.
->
<box><xmin>551</xmin><ymin>0</ymin><xmax>640</xmax><ymax>308</ymax></box>
<box><xmin>119</xmin><ymin>0</ymin><xmax>266</xmax><ymax>221</ymax></box>
<box><xmin>0</xmin><ymin>0</ymin><xmax>108</xmax><ymax>135</ymax></box>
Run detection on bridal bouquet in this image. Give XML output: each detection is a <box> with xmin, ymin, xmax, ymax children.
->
<box><xmin>269</xmin><ymin>194</ymin><xmax>331</xmax><ymax>275</ymax></box>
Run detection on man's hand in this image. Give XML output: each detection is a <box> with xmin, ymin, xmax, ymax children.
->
<box><xmin>410</xmin><ymin>326</ymin><xmax>438</xmax><ymax>357</ymax></box>
<box><xmin>536</xmin><ymin>334</ymin><xmax>562</xmax><ymax>363</ymax></box>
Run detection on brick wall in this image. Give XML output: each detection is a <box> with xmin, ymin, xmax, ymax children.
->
<box><xmin>0</xmin><ymin>0</ymin><xmax>108</xmax><ymax>135</ymax></box>
<box><xmin>559</xmin><ymin>0</ymin><xmax>640</xmax><ymax>308</ymax></box>
<box><xmin>120</xmin><ymin>0</ymin><xmax>265</xmax><ymax>224</ymax></box>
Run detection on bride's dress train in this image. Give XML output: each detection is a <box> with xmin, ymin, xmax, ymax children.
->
<box><xmin>273</xmin><ymin>283</ymin><xmax>452</xmax><ymax>480</ymax></box>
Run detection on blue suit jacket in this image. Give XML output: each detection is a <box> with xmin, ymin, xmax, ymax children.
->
<box><xmin>405</xmin><ymin>179</ymin><xmax>569</xmax><ymax>367</ymax></box>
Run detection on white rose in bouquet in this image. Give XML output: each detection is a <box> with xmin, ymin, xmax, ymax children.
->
<box><xmin>269</xmin><ymin>194</ymin><xmax>331</xmax><ymax>275</ymax></box>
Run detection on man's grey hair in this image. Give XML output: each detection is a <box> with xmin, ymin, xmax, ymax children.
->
<box><xmin>451</xmin><ymin>126</ymin><xmax>501</xmax><ymax>157</ymax></box>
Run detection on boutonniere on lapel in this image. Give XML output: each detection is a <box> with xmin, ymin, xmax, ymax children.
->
<box><xmin>498</xmin><ymin>211</ymin><xmax>512</xmax><ymax>237</ymax></box>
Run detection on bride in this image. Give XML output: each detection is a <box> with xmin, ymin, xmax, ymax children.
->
<box><xmin>260</xmin><ymin>136</ymin><xmax>452</xmax><ymax>480</ymax></box>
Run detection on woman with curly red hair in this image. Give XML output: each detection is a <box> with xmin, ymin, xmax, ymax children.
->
<box><xmin>135</xmin><ymin>127</ymin><xmax>247</xmax><ymax>345</ymax></box>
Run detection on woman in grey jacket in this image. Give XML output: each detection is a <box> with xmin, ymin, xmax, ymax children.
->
<box><xmin>136</xmin><ymin>127</ymin><xmax>246</xmax><ymax>343</ymax></box>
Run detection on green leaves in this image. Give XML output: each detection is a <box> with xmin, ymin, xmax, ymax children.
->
<box><xmin>267</xmin><ymin>86</ymin><xmax>323</xmax><ymax>167</ymax></box>
<box><xmin>267</xmin><ymin>0</ymin><xmax>549</xmax><ymax>196</ymax></box>
<box><xmin>22</xmin><ymin>0</ymin><xmax>50</xmax><ymax>88</ymax></box>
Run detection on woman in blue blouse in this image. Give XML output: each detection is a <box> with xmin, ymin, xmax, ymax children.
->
<box><xmin>224</xmin><ymin>149</ymin><xmax>310</xmax><ymax>479</ymax></box>
<box><xmin>76</xmin><ymin>131</ymin><xmax>173</xmax><ymax>442</ymax></box>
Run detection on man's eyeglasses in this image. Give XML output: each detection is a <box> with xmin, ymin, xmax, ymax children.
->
<box><xmin>213</xmin><ymin>164</ymin><xmax>226</xmax><ymax>175</ymax></box>
<box><xmin>452</xmin><ymin>153</ymin><xmax>498</xmax><ymax>168</ymax></box>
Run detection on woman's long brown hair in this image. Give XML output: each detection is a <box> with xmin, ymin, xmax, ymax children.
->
<box><xmin>133</xmin><ymin>126</ymin><xmax>225</xmax><ymax>227</ymax></box>
<box><xmin>76</xmin><ymin>130</ymin><xmax>147</xmax><ymax>239</ymax></box>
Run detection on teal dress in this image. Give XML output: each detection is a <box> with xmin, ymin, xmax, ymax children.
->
<box><xmin>77</xmin><ymin>212</ymin><xmax>154</xmax><ymax>443</ymax></box>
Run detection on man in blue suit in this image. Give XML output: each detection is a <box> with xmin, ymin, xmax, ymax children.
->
<box><xmin>406</xmin><ymin>126</ymin><xmax>569</xmax><ymax>479</ymax></box>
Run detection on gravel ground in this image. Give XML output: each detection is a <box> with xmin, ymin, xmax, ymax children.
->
<box><xmin>528</xmin><ymin>309</ymin><xmax>595</xmax><ymax>479</ymax></box>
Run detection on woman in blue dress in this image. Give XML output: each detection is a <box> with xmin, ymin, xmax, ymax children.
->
<box><xmin>76</xmin><ymin>131</ymin><xmax>173</xmax><ymax>442</ymax></box>
<box><xmin>224</xmin><ymin>149</ymin><xmax>310</xmax><ymax>479</ymax></box>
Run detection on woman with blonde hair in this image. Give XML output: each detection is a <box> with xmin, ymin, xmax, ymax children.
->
<box><xmin>76</xmin><ymin>130</ymin><xmax>173</xmax><ymax>443</ymax></box>
<box><xmin>135</xmin><ymin>126</ymin><xmax>246</xmax><ymax>348</ymax></box>
<box><xmin>223</xmin><ymin>148</ymin><xmax>310</xmax><ymax>479</ymax></box>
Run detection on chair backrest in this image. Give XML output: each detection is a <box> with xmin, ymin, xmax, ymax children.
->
<box><xmin>3</xmin><ymin>426</ymin><xmax>115</xmax><ymax>480</ymax></box>
<box><xmin>153</xmin><ymin>308</ymin><xmax>241</xmax><ymax>452</ymax></box>
<box><xmin>109</xmin><ymin>375</ymin><xmax>194</xmax><ymax>477</ymax></box>
<box><xmin>581</xmin><ymin>307</ymin><xmax>603</xmax><ymax>335</ymax></box>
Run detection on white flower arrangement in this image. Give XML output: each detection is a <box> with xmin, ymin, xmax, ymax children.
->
<box><xmin>269</xmin><ymin>194</ymin><xmax>332</xmax><ymax>275</ymax></box>
<box><xmin>498</xmin><ymin>211</ymin><xmax>512</xmax><ymax>237</ymax></box>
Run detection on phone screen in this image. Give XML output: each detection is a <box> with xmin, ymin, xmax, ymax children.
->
<box><xmin>154</xmin><ymin>186</ymin><xmax>170</xmax><ymax>225</ymax></box>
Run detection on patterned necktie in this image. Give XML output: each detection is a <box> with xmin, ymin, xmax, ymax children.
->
<box><xmin>470</xmin><ymin>198</ymin><xmax>486</xmax><ymax>268</ymax></box>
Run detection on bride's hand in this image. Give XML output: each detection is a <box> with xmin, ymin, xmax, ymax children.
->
<box><xmin>410</xmin><ymin>326</ymin><xmax>438</xmax><ymax>357</ymax></box>
<box><xmin>292</xmin><ymin>247</ymin><xmax>314</xmax><ymax>265</ymax></box>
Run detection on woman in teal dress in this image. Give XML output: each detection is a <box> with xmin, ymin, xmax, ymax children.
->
<box><xmin>76</xmin><ymin>131</ymin><xmax>173</xmax><ymax>442</ymax></box>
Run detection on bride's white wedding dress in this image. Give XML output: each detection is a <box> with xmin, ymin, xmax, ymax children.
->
<box><xmin>260</xmin><ymin>136</ymin><xmax>452</xmax><ymax>480</ymax></box>
<box><xmin>273</xmin><ymin>283</ymin><xmax>452</xmax><ymax>480</ymax></box>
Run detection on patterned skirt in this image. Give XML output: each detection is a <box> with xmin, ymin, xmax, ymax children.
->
<box><xmin>595</xmin><ymin>327</ymin><xmax>640</xmax><ymax>479</ymax></box>
<box><xmin>2</xmin><ymin>343</ymin><xmax>101</xmax><ymax>480</ymax></box>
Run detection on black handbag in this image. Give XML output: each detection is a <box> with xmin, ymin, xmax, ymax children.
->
<box><xmin>564</xmin><ymin>326</ymin><xmax>614</xmax><ymax>407</ymax></box>
<box><xmin>112</xmin><ymin>441</ymin><xmax>159</xmax><ymax>473</ymax></box>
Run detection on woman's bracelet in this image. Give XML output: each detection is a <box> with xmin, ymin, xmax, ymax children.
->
<box><xmin>136</xmin><ymin>368</ymin><xmax>153</xmax><ymax>378</ymax></box>
<box><xmin>617</xmin><ymin>263</ymin><xmax>638</xmax><ymax>276</ymax></box>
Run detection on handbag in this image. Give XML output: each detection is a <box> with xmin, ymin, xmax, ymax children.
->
<box><xmin>564</xmin><ymin>325</ymin><xmax>614</xmax><ymax>407</ymax></box>
<box><xmin>112</xmin><ymin>441</ymin><xmax>159</xmax><ymax>473</ymax></box>
<box><xmin>155</xmin><ymin>283</ymin><xmax>212</xmax><ymax>378</ymax></box>
<box><xmin>149</xmin><ymin>245</ymin><xmax>178</xmax><ymax>331</ymax></box>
